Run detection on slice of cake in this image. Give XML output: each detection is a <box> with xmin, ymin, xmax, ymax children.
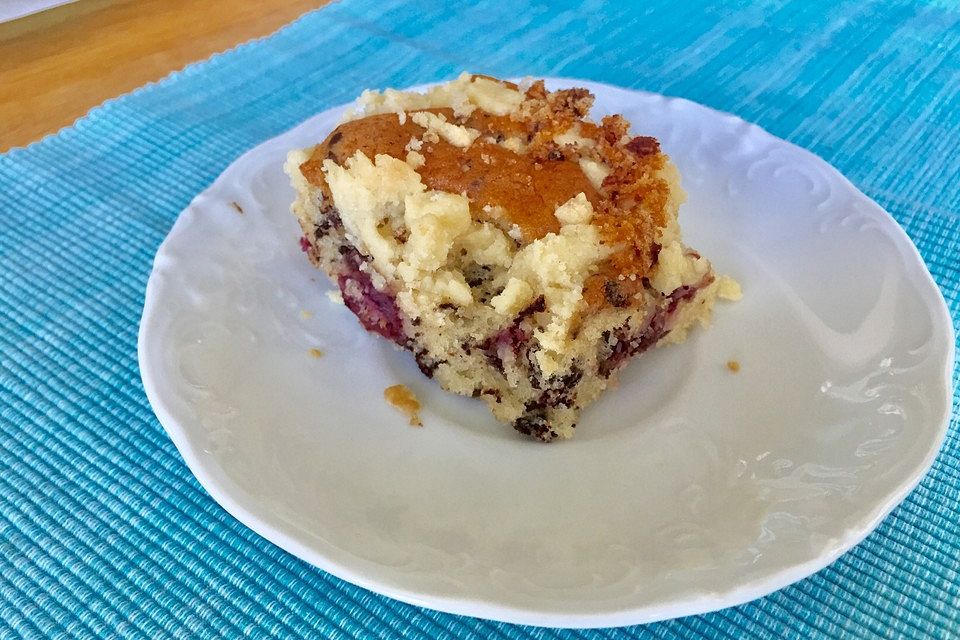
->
<box><xmin>285</xmin><ymin>73</ymin><xmax>740</xmax><ymax>441</ymax></box>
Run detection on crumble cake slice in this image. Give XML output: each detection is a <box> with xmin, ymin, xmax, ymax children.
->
<box><xmin>285</xmin><ymin>73</ymin><xmax>740</xmax><ymax>441</ymax></box>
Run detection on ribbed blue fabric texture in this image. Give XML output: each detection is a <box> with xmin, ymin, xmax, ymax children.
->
<box><xmin>1</xmin><ymin>1</ymin><xmax>958</xmax><ymax>637</ymax></box>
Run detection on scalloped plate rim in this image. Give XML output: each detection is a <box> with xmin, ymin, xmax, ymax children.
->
<box><xmin>138</xmin><ymin>77</ymin><xmax>955</xmax><ymax>628</ymax></box>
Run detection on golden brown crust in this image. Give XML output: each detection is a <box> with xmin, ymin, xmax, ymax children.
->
<box><xmin>301</xmin><ymin>76</ymin><xmax>676</xmax><ymax>310</ymax></box>
<box><xmin>417</xmin><ymin>139</ymin><xmax>597</xmax><ymax>241</ymax></box>
<box><xmin>301</xmin><ymin>108</ymin><xmax>598</xmax><ymax>242</ymax></box>
<box><xmin>591</xmin><ymin>115</ymin><xmax>670</xmax><ymax>283</ymax></box>
<box><xmin>299</xmin><ymin>112</ymin><xmax>426</xmax><ymax>197</ymax></box>
<box><xmin>517</xmin><ymin>80</ymin><xmax>595</xmax><ymax>152</ymax></box>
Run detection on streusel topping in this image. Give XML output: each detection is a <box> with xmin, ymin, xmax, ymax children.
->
<box><xmin>300</xmin><ymin>73</ymin><xmax>674</xmax><ymax>279</ymax></box>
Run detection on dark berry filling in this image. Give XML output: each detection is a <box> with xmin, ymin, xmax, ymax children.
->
<box><xmin>478</xmin><ymin>296</ymin><xmax>545</xmax><ymax>374</ymax></box>
<box><xmin>511</xmin><ymin>366</ymin><xmax>584</xmax><ymax>440</ymax></box>
<box><xmin>413</xmin><ymin>348</ymin><xmax>441</xmax><ymax>378</ymax></box>
<box><xmin>321</xmin><ymin>240</ymin><xmax>446</xmax><ymax>378</ymax></box>
<box><xmin>598</xmin><ymin>275</ymin><xmax>713</xmax><ymax>378</ymax></box>
<box><xmin>513</xmin><ymin>411</ymin><xmax>557</xmax><ymax>441</ymax></box>
<box><xmin>313</xmin><ymin>206</ymin><xmax>344</xmax><ymax>238</ymax></box>
<box><xmin>336</xmin><ymin>246</ymin><xmax>407</xmax><ymax>345</ymax></box>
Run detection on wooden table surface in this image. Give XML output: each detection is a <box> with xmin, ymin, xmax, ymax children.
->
<box><xmin>0</xmin><ymin>0</ymin><xmax>328</xmax><ymax>152</ymax></box>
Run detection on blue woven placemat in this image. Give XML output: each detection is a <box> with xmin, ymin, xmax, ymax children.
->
<box><xmin>1</xmin><ymin>0</ymin><xmax>958</xmax><ymax>637</ymax></box>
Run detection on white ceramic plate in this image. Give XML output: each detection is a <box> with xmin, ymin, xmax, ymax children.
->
<box><xmin>138</xmin><ymin>79</ymin><xmax>955</xmax><ymax>628</ymax></box>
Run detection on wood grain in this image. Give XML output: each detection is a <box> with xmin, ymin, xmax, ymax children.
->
<box><xmin>0</xmin><ymin>0</ymin><xmax>328</xmax><ymax>151</ymax></box>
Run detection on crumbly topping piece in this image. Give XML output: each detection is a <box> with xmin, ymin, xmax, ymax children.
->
<box><xmin>349</xmin><ymin>73</ymin><xmax>523</xmax><ymax>122</ymax></box>
<box><xmin>464</xmin><ymin>76</ymin><xmax>525</xmax><ymax>115</ymax></box>
<box><xmin>578</xmin><ymin>158</ymin><xmax>610</xmax><ymax>190</ymax></box>
<box><xmin>402</xmin><ymin>191</ymin><xmax>471</xmax><ymax>271</ymax></box>
<box><xmin>490</xmin><ymin>277</ymin><xmax>535</xmax><ymax>316</ymax></box>
<box><xmin>504</xmin><ymin>215</ymin><xmax>611</xmax><ymax>375</ymax></box>
<box><xmin>321</xmin><ymin>152</ymin><xmax>422</xmax><ymax>276</ymax></box>
<box><xmin>323</xmin><ymin>151</ymin><xmax>479</xmax><ymax>311</ymax></box>
<box><xmin>398</xmin><ymin>267</ymin><xmax>473</xmax><ymax>307</ymax></box>
<box><xmin>553</xmin><ymin>192</ymin><xmax>593</xmax><ymax>225</ymax></box>
<box><xmin>649</xmin><ymin>242</ymin><xmax>710</xmax><ymax>294</ymax></box>
<box><xmin>515</xmin><ymin>80</ymin><xmax>594</xmax><ymax>149</ymax></box>
<box><xmin>588</xmin><ymin>115</ymin><xmax>675</xmax><ymax>283</ymax></box>
<box><xmin>405</xmin><ymin>149</ymin><xmax>425</xmax><ymax>169</ymax></box>
<box><xmin>456</xmin><ymin>222</ymin><xmax>514</xmax><ymax>267</ymax></box>
<box><xmin>410</xmin><ymin>111</ymin><xmax>480</xmax><ymax>148</ymax></box>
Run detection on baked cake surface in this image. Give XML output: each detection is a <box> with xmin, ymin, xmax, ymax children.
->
<box><xmin>286</xmin><ymin>74</ymin><xmax>740</xmax><ymax>441</ymax></box>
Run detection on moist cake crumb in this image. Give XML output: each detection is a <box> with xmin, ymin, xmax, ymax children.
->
<box><xmin>384</xmin><ymin>384</ymin><xmax>423</xmax><ymax>426</ymax></box>
<box><xmin>286</xmin><ymin>73</ymin><xmax>739</xmax><ymax>441</ymax></box>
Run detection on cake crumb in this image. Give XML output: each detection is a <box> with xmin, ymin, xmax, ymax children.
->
<box><xmin>718</xmin><ymin>276</ymin><xmax>743</xmax><ymax>301</ymax></box>
<box><xmin>726</xmin><ymin>360</ymin><xmax>741</xmax><ymax>373</ymax></box>
<box><xmin>326</xmin><ymin>289</ymin><xmax>344</xmax><ymax>305</ymax></box>
<box><xmin>231</xmin><ymin>201</ymin><xmax>244</xmax><ymax>214</ymax></box>
<box><xmin>308</xmin><ymin>348</ymin><xmax>324</xmax><ymax>358</ymax></box>
<box><xmin>384</xmin><ymin>384</ymin><xmax>422</xmax><ymax>426</ymax></box>
<box><xmin>406</xmin><ymin>150</ymin><xmax>426</xmax><ymax>169</ymax></box>
<box><xmin>300</xmin><ymin>310</ymin><xmax>314</xmax><ymax>320</ymax></box>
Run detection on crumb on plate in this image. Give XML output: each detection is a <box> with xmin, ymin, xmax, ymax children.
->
<box><xmin>384</xmin><ymin>384</ymin><xmax>422</xmax><ymax>426</ymax></box>
<box><xmin>308</xmin><ymin>347</ymin><xmax>324</xmax><ymax>358</ymax></box>
<box><xmin>726</xmin><ymin>359</ymin><xmax>740</xmax><ymax>373</ymax></box>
